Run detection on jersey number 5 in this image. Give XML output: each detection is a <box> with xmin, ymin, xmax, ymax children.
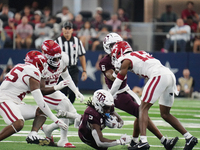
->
<box><xmin>5</xmin><ymin>66</ymin><xmax>24</xmax><ymax>82</ymax></box>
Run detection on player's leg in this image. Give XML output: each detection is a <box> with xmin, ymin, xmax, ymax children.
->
<box><xmin>0</xmin><ymin>101</ymin><xmax>24</xmax><ymax>141</ymax></box>
<box><xmin>22</xmin><ymin>104</ymin><xmax>50</xmax><ymax>145</ymax></box>
<box><xmin>159</xmin><ymin>75</ymin><xmax>198</xmax><ymax>149</ymax></box>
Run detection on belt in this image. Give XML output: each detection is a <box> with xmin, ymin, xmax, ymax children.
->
<box><xmin>68</xmin><ymin>65</ymin><xmax>77</xmax><ymax>69</ymax></box>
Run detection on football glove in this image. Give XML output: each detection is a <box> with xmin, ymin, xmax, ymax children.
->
<box><xmin>119</xmin><ymin>134</ymin><xmax>131</xmax><ymax>145</ymax></box>
<box><xmin>105</xmin><ymin>115</ymin><xmax>124</xmax><ymax>128</ymax></box>
<box><xmin>75</xmin><ymin>90</ymin><xmax>84</xmax><ymax>103</ymax></box>
<box><xmin>54</xmin><ymin>80</ymin><xmax>70</xmax><ymax>91</ymax></box>
<box><xmin>55</xmin><ymin>119</ymin><xmax>68</xmax><ymax>130</ymax></box>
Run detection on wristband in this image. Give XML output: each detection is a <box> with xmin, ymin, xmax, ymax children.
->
<box><xmin>83</xmin><ymin>70</ymin><xmax>86</xmax><ymax>73</ymax></box>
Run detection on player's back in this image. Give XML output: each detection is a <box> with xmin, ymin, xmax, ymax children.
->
<box><xmin>119</xmin><ymin>51</ymin><xmax>172</xmax><ymax>78</ymax></box>
<box><xmin>0</xmin><ymin>64</ymin><xmax>41</xmax><ymax>104</ymax></box>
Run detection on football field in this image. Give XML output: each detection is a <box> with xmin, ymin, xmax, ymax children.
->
<box><xmin>0</xmin><ymin>94</ymin><xmax>200</xmax><ymax>150</ymax></box>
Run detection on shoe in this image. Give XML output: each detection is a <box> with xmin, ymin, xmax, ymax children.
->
<box><xmin>46</xmin><ymin>136</ymin><xmax>56</xmax><ymax>146</ymax></box>
<box><xmin>128</xmin><ymin>141</ymin><xmax>150</xmax><ymax>150</ymax></box>
<box><xmin>41</xmin><ymin>124</ymin><xmax>52</xmax><ymax>139</ymax></box>
<box><xmin>64</xmin><ymin>143</ymin><xmax>76</xmax><ymax>148</ymax></box>
<box><xmin>26</xmin><ymin>134</ymin><xmax>50</xmax><ymax>146</ymax></box>
<box><xmin>183</xmin><ymin>136</ymin><xmax>198</xmax><ymax>150</ymax></box>
<box><xmin>128</xmin><ymin>139</ymin><xmax>138</xmax><ymax>147</ymax></box>
<box><xmin>162</xmin><ymin>137</ymin><xmax>179</xmax><ymax>150</ymax></box>
<box><xmin>57</xmin><ymin>140</ymin><xmax>76</xmax><ymax>148</ymax></box>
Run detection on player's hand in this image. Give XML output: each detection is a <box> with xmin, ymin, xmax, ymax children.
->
<box><xmin>54</xmin><ymin>80</ymin><xmax>70</xmax><ymax>91</ymax></box>
<box><xmin>119</xmin><ymin>134</ymin><xmax>131</xmax><ymax>145</ymax></box>
<box><xmin>55</xmin><ymin>119</ymin><xmax>68</xmax><ymax>130</ymax></box>
<box><xmin>75</xmin><ymin>91</ymin><xmax>85</xmax><ymax>103</ymax></box>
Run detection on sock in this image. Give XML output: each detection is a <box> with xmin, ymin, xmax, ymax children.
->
<box><xmin>44</xmin><ymin>122</ymin><xmax>59</xmax><ymax>138</ymax></box>
<box><xmin>160</xmin><ymin>136</ymin><xmax>166</xmax><ymax>143</ymax></box>
<box><xmin>28</xmin><ymin>131</ymin><xmax>38</xmax><ymax>136</ymax></box>
<box><xmin>140</xmin><ymin>136</ymin><xmax>147</xmax><ymax>143</ymax></box>
<box><xmin>132</xmin><ymin>137</ymin><xmax>139</xmax><ymax>143</ymax></box>
<box><xmin>183</xmin><ymin>132</ymin><xmax>192</xmax><ymax>139</ymax></box>
<box><xmin>59</xmin><ymin>118</ymin><xmax>69</xmax><ymax>142</ymax></box>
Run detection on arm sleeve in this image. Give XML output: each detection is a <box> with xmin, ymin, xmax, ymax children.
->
<box><xmin>91</xmin><ymin>129</ymin><xmax>120</xmax><ymax>147</ymax></box>
<box><xmin>61</xmin><ymin>69</ymin><xmax>78</xmax><ymax>92</ymax></box>
<box><xmin>110</xmin><ymin>77</ymin><xmax>123</xmax><ymax>95</ymax></box>
<box><xmin>31</xmin><ymin>89</ymin><xmax>58</xmax><ymax>122</ymax></box>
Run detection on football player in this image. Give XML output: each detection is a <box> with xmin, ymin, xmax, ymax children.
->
<box><xmin>78</xmin><ymin>89</ymin><xmax>131</xmax><ymax>150</ymax></box>
<box><xmin>0</xmin><ymin>51</ymin><xmax>67</xmax><ymax>142</ymax></box>
<box><xmin>110</xmin><ymin>40</ymin><xmax>198</xmax><ymax>150</ymax></box>
<box><xmin>102</xmin><ymin>33</ymin><xmax>179</xmax><ymax>150</ymax></box>
<box><xmin>26</xmin><ymin>40</ymin><xmax>84</xmax><ymax>148</ymax></box>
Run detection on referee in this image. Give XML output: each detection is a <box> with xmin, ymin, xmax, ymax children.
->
<box><xmin>55</xmin><ymin>21</ymin><xmax>87</xmax><ymax>104</ymax></box>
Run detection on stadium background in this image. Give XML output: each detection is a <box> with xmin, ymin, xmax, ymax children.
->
<box><xmin>0</xmin><ymin>0</ymin><xmax>200</xmax><ymax>149</ymax></box>
<box><xmin>0</xmin><ymin>0</ymin><xmax>200</xmax><ymax>92</ymax></box>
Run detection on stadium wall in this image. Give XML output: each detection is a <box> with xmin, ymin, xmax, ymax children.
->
<box><xmin>0</xmin><ymin>49</ymin><xmax>200</xmax><ymax>92</ymax></box>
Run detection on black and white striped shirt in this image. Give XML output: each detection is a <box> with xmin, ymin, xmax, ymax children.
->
<box><xmin>55</xmin><ymin>36</ymin><xmax>86</xmax><ymax>66</ymax></box>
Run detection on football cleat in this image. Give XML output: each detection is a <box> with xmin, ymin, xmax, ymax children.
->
<box><xmin>128</xmin><ymin>140</ymin><xmax>150</xmax><ymax>150</ymax></box>
<box><xmin>26</xmin><ymin>134</ymin><xmax>50</xmax><ymax>146</ymax></box>
<box><xmin>64</xmin><ymin>143</ymin><xmax>76</xmax><ymax>148</ymax></box>
<box><xmin>183</xmin><ymin>136</ymin><xmax>198</xmax><ymax>150</ymax></box>
<box><xmin>46</xmin><ymin>136</ymin><xmax>56</xmax><ymax>146</ymax></box>
<box><xmin>162</xmin><ymin>136</ymin><xmax>179</xmax><ymax>150</ymax></box>
<box><xmin>128</xmin><ymin>139</ymin><xmax>138</xmax><ymax>147</ymax></box>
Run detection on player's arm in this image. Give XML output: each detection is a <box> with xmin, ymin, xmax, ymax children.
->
<box><xmin>105</xmin><ymin>69</ymin><xmax>116</xmax><ymax>81</ymax></box>
<box><xmin>40</xmin><ymin>67</ymin><xmax>70</xmax><ymax>95</ymax></box>
<box><xmin>110</xmin><ymin>59</ymin><xmax>130</xmax><ymax>95</ymax></box>
<box><xmin>61</xmin><ymin>67</ymin><xmax>84</xmax><ymax>102</ymax></box>
<box><xmin>29</xmin><ymin>77</ymin><xmax>67</xmax><ymax>130</ymax></box>
<box><xmin>91</xmin><ymin>123</ymin><xmax>130</xmax><ymax>147</ymax></box>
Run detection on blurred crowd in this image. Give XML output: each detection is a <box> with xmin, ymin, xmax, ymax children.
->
<box><xmin>158</xmin><ymin>1</ymin><xmax>200</xmax><ymax>53</ymax></box>
<box><xmin>0</xmin><ymin>1</ymin><xmax>132</xmax><ymax>51</ymax></box>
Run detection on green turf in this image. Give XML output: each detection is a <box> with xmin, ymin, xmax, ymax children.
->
<box><xmin>0</xmin><ymin>94</ymin><xmax>200</xmax><ymax>149</ymax></box>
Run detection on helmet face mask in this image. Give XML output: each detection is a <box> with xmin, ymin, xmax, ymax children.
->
<box><xmin>41</xmin><ymin>40</ymin><xmax>62</xmax><ymax>68</ymax></box>
<box><xmin>24</xmin><ymin>50</ymin><xmax>47</xmax><ymax>74</ymax></box>
<box><xmin>92</xmin><ymin>89</ymin><xmax>114</xmax><ymax>114</ymax></box>
<box><xmin>103</xmin><ymin>33</ymin><xmax>123</xmax><ymax>54</ymax></box>
<box><xmin>111</xmin><ymin>41</ymin><xmax>132</xmax><ymax>64</ymax></box>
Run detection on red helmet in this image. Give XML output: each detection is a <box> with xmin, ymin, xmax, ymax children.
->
<box><xmin>41</xmin><ymin>40</ymin><xmax>62</xmax><ymax>67</ymax></box>
<box><xmin>24</xmin><ymin>50</ymin><xmax>47</xmax><ymax>74</ymax></box>
<box><xmin>111</xmin><ymin>41</ymin><xmax>132</xmax><ymax>64</ymax></box>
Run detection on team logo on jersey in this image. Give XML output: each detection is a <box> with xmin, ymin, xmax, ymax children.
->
<box><xmin>34</xmin><ymin>71</ymin><xmax>39</xmax><ymax>76</ymax></box>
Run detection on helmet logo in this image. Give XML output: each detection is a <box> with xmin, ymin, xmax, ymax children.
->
<box><xmin>96</xmin><ymin>92</ymin><xmax>106</xmax><ymax>102</ymax></box>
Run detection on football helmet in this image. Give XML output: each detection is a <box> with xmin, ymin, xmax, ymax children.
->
<box><xmin>111</xmin><ymin>41</ymin><xmax>132</xmax><ymax>64</ymax></box>
<box><xmin>103</xmin><ymin>33</ymin><xmax>123</xmax><ymax>54</ymax></box>
<box><xmin>92</xmin><ymin>89</ymin><xmax>114</xmax><ymax>114</ymax></box>
<box><xmin>41</xmin><ymin>40</ymin><xmax>62</xmax><ymax>67</ymax></box>
<box><xmin>24</xmin><ymin>50</ymin><xmax>47</xmax><ymax>74</ymax></box>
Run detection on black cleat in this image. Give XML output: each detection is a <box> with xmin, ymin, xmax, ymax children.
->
<box><xmin>128</xmin><ymin>141</ymin><xmax>150</xmax><ymax>150</ymax></box>
<box><xmin>26</xmin><ymin>136</ymin><xmax>50</xmax><ymax>146</ymax></box>
<box><xmin>128</xmin><ymin>139</ymin><xmax>138</xmax><ymax>147</ymax></box>
<box><xmin>183</xmin><ymin>136</ymin><xmax>198</xmax><ymax>150</ymax></box>
<box><xmin>162</xmin><ymin>137</ymin><xmax>179</xmax><ymax>150</ymax></box>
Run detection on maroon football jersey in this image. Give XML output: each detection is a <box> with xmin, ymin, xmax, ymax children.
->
<box><xmin>78</xmin><ymin>106</ymin><xmax>107</xmax><ymax>149</ymax></box>
<box><xmin>99</xmin><ymin>55</ymin><xmax>127</xmax><ymax>89</ymax></box>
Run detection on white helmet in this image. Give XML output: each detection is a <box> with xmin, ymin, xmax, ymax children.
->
<box><xmin>92</xmin><ymin>89</ymin><xmax>114</xmax><ymax>114</ymax></box>
<box><xmin>103</xmin><ymin>33</ymin><xmax>123</xmax><ymax>54</ymax></box>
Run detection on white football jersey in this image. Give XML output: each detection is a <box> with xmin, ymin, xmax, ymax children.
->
<box><xmin>0</xmin><ymin>64</ymin><xmax>41</xmax><ymax>104</ymax></box>
<box><xmin>118</xmin><ymin>51</ymin><xmax>172</xmax><ymax>78</ymax></box>
<box><xmin>42</xmin><ymin>52</ymin><xmax>69</xmax><ymax>87</ymax></box>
